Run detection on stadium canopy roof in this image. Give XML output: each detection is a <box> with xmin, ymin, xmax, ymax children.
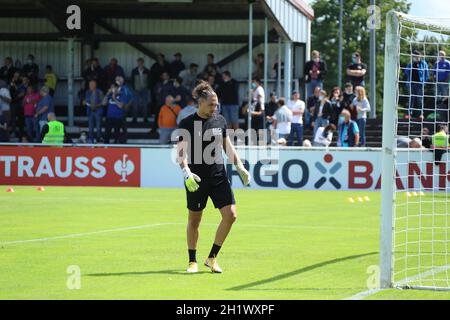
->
<box><xmin>0</xmin><ymin>0</ymin><xmax>314</xmax><ymax>44</ymax></box>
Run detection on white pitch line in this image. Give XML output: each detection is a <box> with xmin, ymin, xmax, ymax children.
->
<box><xmin>344</xmin><ymin>265</ymin><xmax>450</xmax><ymax>300</ymax></box>
<box><xmin>0</xmin><ymin>222</ymin><xmax>182</xmax><ymax>245</ymax></box>
<box><xmin>0</xmin><ymin>222</ymin><xmax>376</xmax><ymax>246</ymax></box>
<box><xmin>344</xmin><ymin>288</ymin><xmax>384</xmax><ymax>300</ymax></box>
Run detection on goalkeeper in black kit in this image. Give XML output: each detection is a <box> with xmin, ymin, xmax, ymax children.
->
<box><xmin>176</xmin><ymin>81</ymin><xmax>251</xmax><ymax>273</ymax></box>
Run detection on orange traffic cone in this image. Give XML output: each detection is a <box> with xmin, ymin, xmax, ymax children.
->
<box><xmin>36</xmin><ymin>186</ymin><xmax>45</xmax><ymax>192</ymax></box>
<box><xmin>6</xmin><ymin>187</ymin><xmax>15</xmax><ymax>193</ymax></box>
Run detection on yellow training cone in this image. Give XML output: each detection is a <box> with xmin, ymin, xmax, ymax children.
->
<box><xmin>364</xmin><ymin>196</ymin><xmax>371</xmax><ymax>201</ymax></box>
<box><xmin>348</xmin><ymin>197</ymin><xmax>355</xmax><ymax>203</ymax></box>
<box><xmin>357</xmin><ymin>197</ymin><xmax>364</xmax><ymax>202</ymax></box>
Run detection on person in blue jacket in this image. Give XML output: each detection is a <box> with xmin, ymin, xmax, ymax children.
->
<box><xmin>404</xmin><ymin>50</ymin><xmax>429</xmax><ymax>120</ymax></box>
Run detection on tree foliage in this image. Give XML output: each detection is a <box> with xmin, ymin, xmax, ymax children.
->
<box><xmin>310</xmin><ymin>0</ymin><xmax>411</xmax><ymax>113</ymax></box>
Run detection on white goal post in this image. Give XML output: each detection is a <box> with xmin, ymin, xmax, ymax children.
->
<box><xmin>380</xmin><ymin>11</ymin><xmax>450</xmax><ymax>290</ymax></box>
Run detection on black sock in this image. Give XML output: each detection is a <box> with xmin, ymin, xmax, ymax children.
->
<box><xmin>208</xmin><ymin>244</ymin><xmax>221</xmax><ymax>258</ymax></box>
<box><xmin>188</xmin><ymin>249</ymin><xmax>197</xmax><ymax>263</ymax></box>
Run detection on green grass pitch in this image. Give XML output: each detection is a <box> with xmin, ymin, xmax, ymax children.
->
<box><xmin>1</xmin><ymin>186</ymin><xmax>449</xmax><ymax>300</ymax></box>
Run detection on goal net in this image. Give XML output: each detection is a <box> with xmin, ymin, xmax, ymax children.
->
<box><xmin>380</xmin><ymin>11</ymin><xmax>450</xmax><ymax>290</ymax></box>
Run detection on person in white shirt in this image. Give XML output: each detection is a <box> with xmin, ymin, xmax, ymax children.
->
<box><xmin>270</xmin><ymin>98</ymin><xmax>292</xmax><ymax>143</ymax></box>
<box><xmin>352</xmin><ymin>86</ymin><xmax>371</xmax><ymax>147</ymax></box>
<box><xmin>287</xmin><ymin>90</ymin><xmax>305</xmax><ymax>146</ymax></box>
<box><xmin>313</xmin><ymin>124</ymin><xmax>336</xmax><ymax>147</ymax></box>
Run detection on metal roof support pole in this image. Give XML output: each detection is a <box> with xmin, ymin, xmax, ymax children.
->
<box><xmin>248</xmin><ymin>1</ymin><xmax>254</xmax><ymax>145</ymax></box>
<box><xmin>67</xmin><ymin>37</ymin><xmax>75</xmax><ymax>127</ymax></box>
<box><xmin>338</xmin><ymin>0</ymin><xmax>344</xmax><ymax>87</ymax></box>
<box><xmin>369</xmin><ymin>0</ymin><xmax>377</xmax><ymax>119</ymax></box>
<box><xmin>284</xmin><ymin>40</ymin><xmax>293</xmax><ymax>101</ymax></box>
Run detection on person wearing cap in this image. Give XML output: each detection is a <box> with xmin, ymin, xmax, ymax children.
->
<box><xmin>34</xmin><ymin>85</ymin><xmax>54</xmax><ymax>142</ymax></box>
<box><xmin>131</xmin><ymin>58</ymin><xmax>151</xmax><ymax>123</ymax></box>
<box><xmin>287</xmin><ymin>90</ymin><xmax>305</xmax><ymax>146</ymax></box>
<box><xmin>41</xmin><ymin>112</ymin><xmax>67</xmax><ymax>145</ymax></box>
<box><xmin>346</xmin><ymin>52</ymin><xmax>367</xmax><ymax>88</ymax></box>
<box><xmin>404</xmin><ymin>50</ymin><xmax>429</xmax><ymax>120</ymax></box>
<box><xmin>170</xmin><ymin>52</ymin><xmax>186</xmax><ymax>78</ymax></box>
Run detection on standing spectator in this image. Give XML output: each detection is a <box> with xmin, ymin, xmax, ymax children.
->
<box><xmin>312</xmin><ymin>90</ymin><xmax>332</xmax><ymax>137</ymax></box>
<box><xmin>0</xmin><ymin>113</ymin><xmax>8</xmax><ymax>142</ymax></box>
<box><xmin>304</xmin><ymin>50</ymin><xmax>328</xmax><ymax>98</ymax></box>
<box><xmin>170</xmin><ymin>53</ymin><xmax>186</xmax><ymax>78</ymax></box>
<box><xmin>152</xmin><ymin>71</ymin><xmax>174</xmax><ymax>132</ymax></box>
<box><xmin>273</xmin><ymin>55</ymin><xmax>284</xmax><ymax>93</ymax></box>
<box><xmin>44</xmin><ymin>65</ymin><xmax>57</xmax><ymax>97</ymax></box>
<box><xmin>82</xmin><ymin>58</ymin><xmax>104</xmax><ymax>91</ymax></box>
<box><xmin>266</xmin><ymin>92</ymin><xmax>278</xmax><ymax>119</ymax></box>
<box><xmin>346</xmin><ymin>52</ymin><xmax>367</xmax><ymax>88</ymax></box>
<box><xmin>0</xmin><ymin>57</ymin><xmax>17</xmax><ymax>83</ymax></box>
<box><xmin>172</xmin><ymin>77</ymin><xmax>190</xmax><ymax>108</ymax></box>
<box><xmin>270</xmin><ymin>98</ymin><xmax>292</xmax><ymax>142</ymax></box>
<box><xmin>329</xmin><ymin>86</ymin><xmax>343</xmax><ymax>126</ymax></box>
<box><xmin>341</xmin><ymin>82</ymin><xmax>357</xmax><ymax>121</ymax></box>
<box><xmin>158</xmin><ymin>95</ymin><xmax>181</xmax><ymax>145</ymax></box>
<box><xmin>253</xmin><ymin>53</ymin><xmax>265</xmax><ymax>80</ymax></box>
<box><xmin>103</xmin><ymin>82</ymin><xmax>130</xmax><ymax>144</ymax></box>
<box><xmin>207</xmin><ymin>74</ymin><xmax>219</xmax><ymax>92</ymax></box>
<box><xmin>176</xmin><ymin>99</ymin><xmax>197</xmax><ymax>125</ymax></box>
<box><xmin>287</xmin><ymin>90</ymin><xmax>305</xmax><ymax>146</ymax></box>
<box><xmin>22</xmin><ymin>54</ymin><xmax>39</xmax><ymax>88</ymax></box>
<box><xmin>40</xmin><ymin>113</ymin><xmax>67</xmax><ymax>145</ymax></box>
<box><xmin>306</xmin><ymin>86</ymin><xmax>321</xmax><ymax>129</ymax></box>
<box><xmin>433</xmin><ymin>50</ymin><xmax>450</xmax><ymax>101</ymax></box>
<box><xmin>179</xmin><ymin>63</ymin><xmax>199</xmax><ymax>92</ymax></box>
<box><xmin>338</xmin><ymin>109</ymin><xmax>360</xmax><ymax>148</ymax></box>
<box><xmin>84</xmin><ymin>80</ymin><xmax>104</xmax><ymax>143</ymax></box>
<box><xmin>250</xmin><ymin>78</ymin><xmax>265</xmax><ymax>131</ymax></box>
<box><xmin>0</xmin><ymin>80</ymin><xmax>12</xmax><ymax>133</ymax></box>
<box><xmin>353</xmin><ymin>86</ymin><xmax>371</xmax><ymax>147</ymax></box>
<box><xmin>9</xmin><ymin>71</ymin><xmax>23</xmax><ymax>137</ymax></box>
<box><xmin>131</xmin><ymin>58</ymin><xmax>150</xmax><ymax>123</ymax></box>
<box><xmin>422</xmin><ymin>127</ymin><xmax>432</xmax><ymax>149</ymax></box>
<box><xmin>22</xmin><ymin>85</ymin><xmax>40</xmax><ymax>141</ymax></box>
<box><xmin>104</xmin><ymin>58</ymin><xmax>125</xmax><ymax>89</ymax></box>
<box><xmin>217</xmin><ymin>71</ymin><xmax>240</xmax><ymax>130</ymax></box>
<box><xmin>404</xmin><ymin>50</ymin><xmax>429</xmax><ymax>120</ymax></box>
<box><xmin>150</xmin><ymin>53</ymin><xmax>170</xmax><ymax>89</ymax></box>
<box><xmin>34</xmin><ymin>86</ymin><xmax>54</xmax><ymax>142</ymax></box>
<box><xmin>202</xmin><ymin>53</ymin><xmax>221</xmax><ymax>80</ymax></box>
<box><xmin>313</xmin><ymin>124</ymin><xmax>336</xmax><ymax>147</ymax></box>
<box><xmin>154</xmin><ymin>71</ymin><xmax>174</xmax><ymax>109</ymax></box>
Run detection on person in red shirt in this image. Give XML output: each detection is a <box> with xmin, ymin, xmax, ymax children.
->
<box><xmin>22</xmin><ymin>85</ymin><xmax>40</xmax><ymax>141</ymax></box>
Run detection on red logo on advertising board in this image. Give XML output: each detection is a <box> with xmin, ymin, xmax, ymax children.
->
<box><xmin>0</xmin><ymin>146</ymin><xmax>140</xmax><ymax>187</ymax></box>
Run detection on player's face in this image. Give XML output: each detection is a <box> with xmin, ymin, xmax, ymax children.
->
<box><xmin>201</xmin><ymin>94</ymin><xmax>219</xmax><ymax>118</ymax></box>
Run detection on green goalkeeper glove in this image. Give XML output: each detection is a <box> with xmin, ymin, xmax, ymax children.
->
<box><xmin>182</xmin><ymin>167</ymin><xmax>201</xmax><ymax>192</ymax></box>
<box><xmin>236</xmin><ymin>161</ymin><xmax>251</xmax><ymax>186</ymax></box>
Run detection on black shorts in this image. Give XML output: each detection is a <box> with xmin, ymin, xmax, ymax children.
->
<box><xmin>186</xmin><ymin>176</ymin><xmax>235</xmax><ymax>211</ymax></box>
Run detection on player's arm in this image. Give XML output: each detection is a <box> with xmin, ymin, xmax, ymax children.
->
<box><xmin>223</xmin><ymin>136</ymin><xmax>251</xmax><ymax>186</ymax></box>
<box><xmin>177</xmin><ymin>139</ymin><xmax>201</xmax><ymax>192</ymax></box>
